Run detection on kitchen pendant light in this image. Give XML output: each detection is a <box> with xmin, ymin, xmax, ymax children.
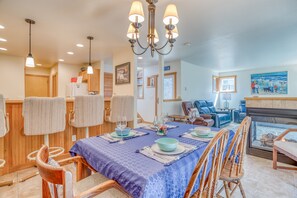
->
<box><xmin>87</xmin><ymin>36</ymin><xmax>94</xmax><ymax>74</ymax></box>
<box><xmin>25</xmin><ymin>19</ymin><xmax>36</xmax><ymax>67</ymax></box>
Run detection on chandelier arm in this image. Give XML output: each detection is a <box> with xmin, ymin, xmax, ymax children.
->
<box><xmin>132</xmin><ymin>46</ymin><xmax>149</xmax><ymax>56</ymax></box>
<box><xmin>136</xmin><ymin>37</ymin><xmax>149</xmax><ymax>50</ymax></box>
<box><xmin>155</xmin><ymin>45</ymin><xmax>173</xmax><ymax>56</ymax></box>
<box><xmin>154</xmin><ymin>39</ymin><xmax>170</xmax><ymax>51</ymax></box>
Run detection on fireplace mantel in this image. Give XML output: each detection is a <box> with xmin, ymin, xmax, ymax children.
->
<box><xmin>245</xmin><ymin>97</ymin><xmax>297</xmax><ymax>110</ymax></box>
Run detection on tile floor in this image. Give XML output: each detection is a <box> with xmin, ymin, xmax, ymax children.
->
<box><xmin>0</xmin><ymin>155</ymin><xmax>296</xmax><ymax>198</ymax></box>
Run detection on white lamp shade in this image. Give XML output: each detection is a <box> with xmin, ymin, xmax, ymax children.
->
<box><xmin>127</xmin><ymin>24</ymin><xmax>139</xmax><ymax>39</ymax></box>
<box><xmin>163</xmin><ymin>4</ymin><xmax>179</xmax><ymax>25</ymax></box>
<box><xmin>166</xmin><ymin>26</ymin><xmax>179</xmax><ymax>39</ymax></box>
<box><xmin>87</xmin><ymin>65</ymin><xmax>94</xmax><ymax>74</ymax></box>
<box><xmin>25</xmin><ymin>55</ymin><xmax>35</xmax><ymax>67</ymax></box>
<box><xmin>129</xmin><ymin>1</ymin><xmax>145</xmax><ymax>23</ymax></box>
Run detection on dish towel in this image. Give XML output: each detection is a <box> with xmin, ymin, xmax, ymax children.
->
<box><xmin>110</xmin><ymin>95</ymin><xmax>134</xmax><ymax>122</ymax></box>
<box><xmin>23</xmin><ymin>97</ymin><xmax>66</xmax><ymax>136</ymax></box>
<box><xmin>72</xmin><ymin>95</ymin><xmax>104</xmax><ymax>127</ymax></box>
<box><xmin>0</xmin><ymin>94</ymin><xmax>7</xmax><ymax>138</ymax></box>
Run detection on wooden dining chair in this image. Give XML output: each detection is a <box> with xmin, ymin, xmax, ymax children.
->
<box><xmin>184</xmin><ymin>128</ymin><xmax>229</xmax><ymax>198</ymax></box>
<box><xmin>36</xmin><ymin>145</ymin><xmax>130</xmax><ymax>198</ymax></box>
<box><xmin>217</xmin><ymin>116</ymin><xmax>251</xmax><ymax>198</ymax></box>
<box><xmin>273</xmin><ymin>128</ymin><xmax>297</xmax><ymax>170</ymax></box>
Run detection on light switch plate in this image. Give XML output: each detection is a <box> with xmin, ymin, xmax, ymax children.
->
<box><xmin>72</xmin><ymin>135</ymin><xmax>76</xmax><ymax>142</ymax></box>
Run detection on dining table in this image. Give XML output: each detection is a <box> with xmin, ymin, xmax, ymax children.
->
<box><xmin>70</xmin><ymin>122</ymin><xmax>235</xmax><ymax>198</ymax></box>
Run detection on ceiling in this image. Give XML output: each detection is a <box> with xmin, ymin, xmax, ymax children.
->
<box><xmin>0</xmin><ymin>0</ymin><xmax>297</xmax><ymax>71</ymax></box>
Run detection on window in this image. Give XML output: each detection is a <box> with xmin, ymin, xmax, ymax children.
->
<box><xmin>212</xmin><ymin>75</ymin><xmax>237</xmax><ymax>93</ymax></box>
<box><xmin>164</xmin><ymin>72</ymin><xmax>177</xmax><ymax>100</ymax></box>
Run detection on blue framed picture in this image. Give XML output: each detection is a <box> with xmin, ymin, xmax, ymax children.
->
<box><xmin>164</xmin><ymin>66</ymin><xmax>170</xmax><ymax>71</ymax></box>
<box><xmin>251</xmin><ymin>71</ymin><xmax>288</xmax><ymax>95</ymax></box>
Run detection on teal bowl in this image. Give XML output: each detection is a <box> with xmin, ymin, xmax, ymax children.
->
<box><xmin>155</xmin><ymin>138</ymin><xmax>178</xmax><ymax>152</ymax></box>
<box><xmin>115</xmin><ymin>128</ymin><xmax>131</xmax><ymax>136</ymax></box>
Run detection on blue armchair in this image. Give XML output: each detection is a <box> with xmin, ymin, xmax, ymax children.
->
<box><xmin>194</xmin><ymin>100</ymin><xmax>232</xmax><ymax>128</ymax></box>
<box><xmin>234</xmin><ymin>100</ymin><xmax>246</xmax><ymax>123</ymax></box>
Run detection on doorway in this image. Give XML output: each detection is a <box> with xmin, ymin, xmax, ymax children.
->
<box><xmin>25</xmin><ymin>74</ymin><xmax>49</xmax><ymax>97</ymax></box>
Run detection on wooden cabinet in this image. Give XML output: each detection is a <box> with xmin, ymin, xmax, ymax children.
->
<box><xmin>79</xmin><ymin>69</ymin><xmax>100</xmax><ymax>93</ymax></box>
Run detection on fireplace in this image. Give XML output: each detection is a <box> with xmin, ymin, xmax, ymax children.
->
<box><xmin>246</xmin><ymin>107</ymin><xmax>297</xmax><ymax>165</ymax></box>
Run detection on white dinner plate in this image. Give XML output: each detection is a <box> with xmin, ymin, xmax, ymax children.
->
<box><xmin>151</xmin><ymin>144</ymin><xmax>186</xmax><ymax>156</ymax></box>
<box><xmin>110</xmin><ymin>131</ymin><xmax>136</xmax><ymax>138</ymax></box>
<box><xmin>191</xmin><ymin>131</ymin><xmax>216</xmax><ymax>138</ymax></box>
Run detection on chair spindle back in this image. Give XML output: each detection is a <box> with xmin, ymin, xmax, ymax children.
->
<box><xmin>184</xmin><ymin>128</ymin><xmax>229</xmax><ymax>198</ymax></box>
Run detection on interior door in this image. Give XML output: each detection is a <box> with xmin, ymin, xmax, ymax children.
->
<box><xmin>25</xmin><ymin>74</ymin><xmax>49</xmax><ymax>97</ymax></box>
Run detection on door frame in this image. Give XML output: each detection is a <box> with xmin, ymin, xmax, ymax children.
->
<box><xmin>25</xmin><ymin>74</ymin><xmax>50</xmax><ymax>97</ymax></box>
<box><xmin>52</xmin><ymin>73</ymin><xmax>58</xmax><ymax>97</ymax></box>
<box><xmin>153</xmin><ymin>75</ymin><xmax>159</xmax><ymax>117</ymax></box>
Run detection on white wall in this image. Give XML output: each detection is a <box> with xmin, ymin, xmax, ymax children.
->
<box><xmin>58</xmin><ymin>63</ymin><xmax>81</xmax><ymax>97</ymax></box>
<box><xmin>112</xmin><ymin>48</ymin><xmax>137</xmax><ymax>126</ymax></box>
<box><xmin>181</xmin><ymin>60</ymin><xmax>218</xmax><ymax>103</ymax></box>
<box><xmin>219</xmin><ymin>65</ymin><xmax>297</xmax><ymax>108</ymax></box>
<box><xmin>0</xmin><ymin>54</ymin><xmax>25</xmax><ymax>99</ymax></box>
<box><xmin>137</xmin><ymin>65</ymin><xmax>158</xmax><ymax>122</ymax></box>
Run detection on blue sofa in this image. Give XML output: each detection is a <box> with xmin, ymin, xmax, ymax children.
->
<box><xmin>194</xmin><ymin>100</ymin><xmax>232</xmax><ymax>128</ymax></box>
<box><xmin>234</xmin><ymin>100</ymin><xmax>246</xmax><ymax>123</ymax></box>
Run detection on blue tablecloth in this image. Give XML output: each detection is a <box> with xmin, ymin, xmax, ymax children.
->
<box><xmin>70</xmin><ymin>122</ymin><xmax>234</xmax><ymax>198</ymax></box>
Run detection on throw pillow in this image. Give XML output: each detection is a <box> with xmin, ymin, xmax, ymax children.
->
<box><xmin>190</xmin><ymin>108</ymin><xmax>200</xmax><ymax>117</ymax></box>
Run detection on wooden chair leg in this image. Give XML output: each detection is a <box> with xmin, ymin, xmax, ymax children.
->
<box><xmin>238</xmin><ymin>180</ymin><xmax>246</xmax><ymax>198</ymax></box>
<box><xmin>223</xmin><ymin>181</ymin><xmax>231</xmax><ymax>198</ymax></box>
<box><xmin>273</xmin><ymin>147</ymin><xmax>277</xmax><ymax>170</ymax></box>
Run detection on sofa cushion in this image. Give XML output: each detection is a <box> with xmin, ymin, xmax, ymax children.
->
<box><xmin>208</xmin><ymin>106</ymin><xmax>216</xmax><ymax>113</ymax></box>
<box><xmin>206</xmin><ymin>101</ymin><xmax>214</xmax><ymax>107</ymax></box>
<box><xmin>217</xmin><ymin>114</ymin><xmax>231</xmax><ymax>123</ymax></box>
<box><xmin>197</xmin><ymin>100</ymin><xmax>207</xmax><ymax>107</ymax></box>
<box><xmin>200</xmin><ymin>107</ymin><xmax>211</xmax><ymax>114</ymax></box>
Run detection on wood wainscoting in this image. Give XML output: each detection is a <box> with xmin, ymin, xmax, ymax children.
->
<box><xmin>0</xmin><ymin>99</ymin><xmax>131</xmax><ymax>176</ymax></box>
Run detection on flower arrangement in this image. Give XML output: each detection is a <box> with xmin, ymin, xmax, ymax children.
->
<box><xmin>157</xmin><ymin>125</ymin><xmax>168</xmax><ymax>136</ymax></box>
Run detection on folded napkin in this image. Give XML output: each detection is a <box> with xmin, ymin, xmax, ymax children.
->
<box><xmin>100</xmin><ymin>130</ymin><xmax>149</xmax><ymax>143</ymax></box>
<box><xmin>180</xmin><ymin>131</ymin><xmax>216</xmax><ymax>142</ymax></box>
<box><xmin>138</xmin><ymin>142</ymin><xmax>197</xmax><ymax>166</ymax></box>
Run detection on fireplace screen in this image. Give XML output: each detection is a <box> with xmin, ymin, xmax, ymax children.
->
<box><xmin>251</xmin><ymin>121</ymin><xmax>297</xmax><ymax>151</ymax></box>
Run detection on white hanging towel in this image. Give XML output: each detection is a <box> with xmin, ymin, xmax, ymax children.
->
<box><xmin>23</xmin><ymin>97</ymin><xmax>66</xmax><ymax>136</ymax></box>
<box><xmin>71</xmin><ymin>95</ymin><xmax>104</xmax><ymax>128</ymax></box>
<box><xmin>0</xmin><ymin>94</ymin><xmax>7</xmax><ymax>138</ymax></box>
<box><xmin>110</xmin><ymin>95</ymin><xmax>134</xmax><ymax>122</ymax></box>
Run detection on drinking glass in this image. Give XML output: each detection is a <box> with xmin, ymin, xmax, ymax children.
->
<box><xmin>188</xmin><ymin>110</ymin><xmax>196</xmax><ymax>131</ymax></box>
<box><xmin>117</xmin><ymin>116</ymin><xmax>127</xmax><ymax>144</ymax></box>
<box><xmin>153</xmin><ymin>116</ymin><xmax>159</xmax><ymax>130</ymax></box>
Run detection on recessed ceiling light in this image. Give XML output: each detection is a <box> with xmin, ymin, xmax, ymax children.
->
<box><xmin>76</xmin><ymin>44</ymin><xmax>84</xmax><ymax>48</ymax></box>
<box><xmin>184</xmin><ymin>42</ymin><xmax>192</xmax><ymax>46</ymax></box>
<box><xmin>36</xmin><ymin>63</ymin><xmax>42</xmax><ymax>66</ymax></box>
<box><xmin>0</xmin><ymin>25</ymin><xmax>5</xmax><ymax>29</ymax></box>
<box><xmin>0</xmin><ymin>47</ymin><xmax>7</xmax><ymax>51</ymax></box>
<box><xmin>0</xmin><ymin>38</ymin><xmax>7</xmax><ymax>42</ymax></box>
<box><xmin>58</xmin><ymin>59</ymin><xmax>64</xmax><ymax>62</ymax></box>
<box><xmin>67</xmin><ymin>51</ymin><xmax>74</xmax><ymax>55</ymax></box>
<box><xmin>138</xmin><ymin>57</ymin><xmax>143</xmax><ymax>60</ymax></box>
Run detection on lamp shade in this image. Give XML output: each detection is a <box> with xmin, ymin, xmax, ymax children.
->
<box><xmin>166</xmin><ymin>26</ymin><xmax>179</xmax><ymax>39</ymax></box>
<box><xmin>127</xmin><ymin>23</ymin><xmax>139</xmax><ymax>39</ymax></box>
<box><xmin>129</xmin><ymin>1</ymin><xmax>145</xmax><ymax>23</ymax></box>
<box><xmin>87</xmin><ymin>65</ymin><xmax>93</xmax><ymax>74</ymax></box>
<box><xmin>163</xmin><ymin>4</ymin><xmax>179</xmax><ymax>25</ymax></box>
<box><xmin>25</xmin><ymin>54</ymin><xmax>35</xmax><ymax>67</ymax></box>
<box><xmin>223</xmin><ymin>93</ymin><xmax>232</xmax><ymax>100</ymax></box>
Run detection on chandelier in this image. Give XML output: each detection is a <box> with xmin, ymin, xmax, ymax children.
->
<box><xmin>127</xmin><ymin>0</ymin><xmax>179</xmax><ymax>57</ymax></box>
